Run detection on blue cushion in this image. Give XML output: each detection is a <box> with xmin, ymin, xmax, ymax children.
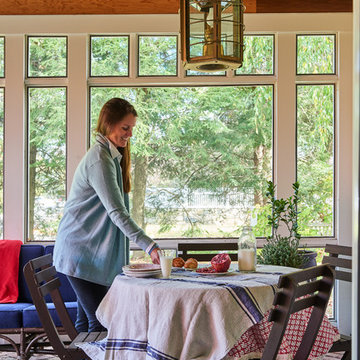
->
<box><xmin>44</xmin><ymin>245</ymin><xmax>77</xmax><ymax>302</ymax></box>
<box><xmin>0</xmin><ymin>303</ymin><xmax>32</xmax><ymax>328</ymax></box>
<box><xmin>18</xmin><ymin>245</ymin><xmax>45</xmax><ymax>303</ymax></box>
<box><xmin>22</xmin><ymin>302</ymin><xmax>77</xmax><ymax>328</ymax></box>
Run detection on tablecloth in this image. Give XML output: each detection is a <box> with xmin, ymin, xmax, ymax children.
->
<box><xmin>76</xmin><ymin>266</ymin><xmax>339</xmax><ymax>360</ymax></box>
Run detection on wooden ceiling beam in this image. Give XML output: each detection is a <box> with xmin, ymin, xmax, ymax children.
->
<box><xmin>0</xmin><ymin>0</ymin><xmax>351</xmax><ymax>16</ymax></box>
<box><xmin>256</xmin><ymin>0</ymin><xmax>352</xmax><ymax>13</ymax></box>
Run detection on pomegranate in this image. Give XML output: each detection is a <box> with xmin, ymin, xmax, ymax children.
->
<box><xmin>196</xmin><ymin>266</ymin><xmax>216</xmax><ymax>273</ymax></box>
<box><xmin>211</xmin><ymin>253</ymin><xmax>231</xmax><ymax>272</ymax></box>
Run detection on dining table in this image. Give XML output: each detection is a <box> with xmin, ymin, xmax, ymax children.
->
<box><xmin>76</xmin><ymin>264</ymin><xmax>339</xmax><ymax>360</ymax></box>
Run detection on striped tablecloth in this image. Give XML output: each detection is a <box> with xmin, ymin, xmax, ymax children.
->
<box><xmin>76</xmin><ymin>265</ymin><xmax>339</xmax><ymax>360</ymax></box>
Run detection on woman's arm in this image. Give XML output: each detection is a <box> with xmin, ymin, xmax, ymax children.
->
<box><xmin>87</xmin><ymin>154</ymin><xmax>157</xmax><ymax>255</ymax></box>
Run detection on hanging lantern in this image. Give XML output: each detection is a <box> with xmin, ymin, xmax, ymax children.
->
<box><xmin>180</xmin><ymin>0</ymin><xmax>245</xmax><ymax>72</ymax></box>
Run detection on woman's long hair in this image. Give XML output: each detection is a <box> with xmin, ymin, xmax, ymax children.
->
<box><xmin>96</xmin><ymin>98</ymin><xmax>137</xmax><ymax>193</ymax></box>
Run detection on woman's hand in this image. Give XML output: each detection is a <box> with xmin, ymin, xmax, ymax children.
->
<box><xmin>150</xmin><ymin>247</ymin><xmax>161</xmax><ymax>265</ymax></box>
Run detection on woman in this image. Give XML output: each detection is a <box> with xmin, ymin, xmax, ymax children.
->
<box><xmin>54</xmin><ymin>98</ymin><xmax>160</xmax><ymax>332</ymax></box>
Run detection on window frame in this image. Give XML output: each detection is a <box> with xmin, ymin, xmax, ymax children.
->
<box><xmin>26</xmin><ymin>35</ymin><xmax>68</xmax><ymax>79</ymax></box>
<box><xmin>89</xmin><ymin>34</ymin><xmax>130</xmax><ymax>78</ymax></box>
<box><xmin>296</xmin><ymin>33</ymin><xmax>337</xmax><ymax>76</ymax></box>
<box><xmin>137</xmin><ymin>34</ymin><xmax>179</xmax><ymax>77</ymax></box>
<box><xmin>295</xmin><ymin>82</ymin><xmax>336</xmax><ymax>239</ymax></box>
<box><xmin>25</xmin><ymin>85</ymin><xmax>68</xmax><ymax>242</ymax></box>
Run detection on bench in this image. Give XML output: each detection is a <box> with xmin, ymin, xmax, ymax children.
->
<box><xmin>0</xmin><ymin>244</ymin><xmax>77</xmax><ymax>360</ymax></box>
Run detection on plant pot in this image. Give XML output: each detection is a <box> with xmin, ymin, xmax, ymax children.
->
<box><xmin>298</xmin><ymin>250</ymin><xmax>317</xmax><ymax>269</ymax></box>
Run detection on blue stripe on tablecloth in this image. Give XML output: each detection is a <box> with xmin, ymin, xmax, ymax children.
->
<box><xmin>224</xmin><ymin>285</ymin><xmax>263</xmax><ymax>323</ymax></box>
<box><xmin>105</xmin><ymin>339</ymin><xmax>178</xmax><ymax>360</ymax></box>
<box><xmin>157</xmin><ymin>277</ymin><xmax>264</xmax><ymax>324</ymax></box>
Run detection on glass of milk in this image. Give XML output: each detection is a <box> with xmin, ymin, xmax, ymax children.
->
<box><xmin>159</xmin><ymin>250</ymin><xmax>174</xmax><ymax>278</ymax></box>
<box><xmin>237</xmin><ymin>226</ymin><xmax>257</xmax><ymax>271</ymax></box>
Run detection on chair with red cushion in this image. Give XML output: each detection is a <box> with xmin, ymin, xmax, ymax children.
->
<box><xmin>261</xmin><ymin>264</ymin><xmax>335</xmax><ymax>360</ymax></box>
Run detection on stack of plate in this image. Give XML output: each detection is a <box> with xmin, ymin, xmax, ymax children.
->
<box><xmin>122</xmin><ymin>263</ymin><xmax>162</xmax><ymax>278</ymax></box>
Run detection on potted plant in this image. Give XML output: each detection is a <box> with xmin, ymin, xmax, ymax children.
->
<box><xmin>258</xmin><ymin>181</ymin><xmax>316</xmax><ymax>269</ymax></box>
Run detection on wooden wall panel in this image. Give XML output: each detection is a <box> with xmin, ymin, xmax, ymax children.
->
<box><xmin>0</xmin><ymin>0</ymin><xmax>351</xmax><ymax>15</ymax></box>
<box><xmin>256</xmin><ymin>0</ymin><xmax>352</xmax><ymax>13</ymax></box>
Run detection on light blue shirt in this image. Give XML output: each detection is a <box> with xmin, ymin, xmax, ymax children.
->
<box><xmin>54</xmin><ymin>133</ymin><xmax>155</xmax><ymax>286</ymax></box>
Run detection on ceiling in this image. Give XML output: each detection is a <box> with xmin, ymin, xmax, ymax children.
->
<box><xmin>0</xmin><ymin>0</ymin><xmax>352</xmax><ymax>15</ymax></box>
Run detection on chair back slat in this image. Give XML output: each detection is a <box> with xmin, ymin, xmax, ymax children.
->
<box><xmin>35</xmin><ymin>265</ymin><xmax>57</xmax><ymax>283</ymax></box>
<box><xmin>294</xmin><ymin>279</ymin><xmax>323</xmax><ymax>298</ymax></box>
<box><xmin>322</xmin><ymin>244</ymin><xmax>352</xmax><ymax>283</ymax></box>
<box><xmin>30</xmin><ymin>253</ymin><xmax>53</xmax><ymax>269</ymax></box>
<box><xmin>39</xmin><ymin>277</ymin><xmax>62</xmax><ymax>297</ymax></box>
<box><xmin>336</xmin><ymin>271</ymin><xmax>352</xmax><ymax>282</ymax></box>
<box><xmin>262</xmin><ymin>264</ymin><xmax>334</xmax><ymax>360</ymax></box>
<box><xmin>323</xmin><ymin>256</ymin><xmax>352</xmax><ymax>270</ymax></box>
<box><xmin>178</xmin><ymin>242</ymin><xmax>237</xmax><ymax>261</ymax></box>
<box><xmin>23</xmin><ymin>254</ymin><xmax>79</xmax><ymax>357</ymax></box>
<box><xmin>277</xmin><ymin>264</ymin><xmax>333</xmax><ymax>287</ymax></box>
<box><xmin>325</xmin><ymin>244</ymin><xmax>352</xmax><ymax>256</ymax></box>
<box><xmin>291</xmin><ymin>295</ymin><xmax>317</xmax><ymax>313</ymax></box>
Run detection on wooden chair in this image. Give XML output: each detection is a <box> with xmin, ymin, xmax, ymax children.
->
<box><xmin>178</xmin><ymin>242</ymin><xmax>238</xmax><ymax>261</ymax></box>
<box><xmin>261</xmin><ymin>264</ymin><xmax>335</xmax><ymax>360</ymax></box>
<box><xmin>322</xmin><ymin>244</ymin><xmax>352</xmax><ymax>360</ymax></box>
<box><xmin>23</xmin><ymin>254</ymin><xmax>107</xmax><ymax>360</ymax></box>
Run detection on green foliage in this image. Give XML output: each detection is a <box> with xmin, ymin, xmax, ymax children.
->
<box><xmin>236</xmin><ymin>35</ymin><xmax>274</xmax><ymax>75</ymax></box>
<box><xmin>90</xmin><ymin>85</ymin><xmax>273</xmax><ymax>238</ymax></box>
<box><xmin>138</xmin><ymin>36</ymin><xmax>177</xmax><ymax>76</ymax></box>
<box><xmin>29</xmin><ymin>87</ymin><xmax>66</xmax><ymax>240</ymax></box>
<box><xmin>297</xmin><ymin>35</ymin><xmax>335</xmax><ymax>74</ymax></box>
<box><xmin>28</xmin><ymin>37</ymin><xmax>67</xmax><ymax>77</ymax></box>
<box><xmin>0</xmin><ymin>37</ymin><xmax>4</xmax><ymax>77</ymax></box>
<box><xmin>297</xmin><ymin>85</ymin><xmax>334</xmax><ymax>236</ymax></box>
<box><xmin>91</xmin><ymin>36</ymin><xmax>129</xmax><ymax>76</ymax></box>
<box><xmin>258</xmin><ymin>181</ymin><xmax>303</xmax><ymax>268</ymax></box>
<box><xmin>260</xmin><ymin>236</ymin><xmax>303</xmax><ymax>268</ymax></box>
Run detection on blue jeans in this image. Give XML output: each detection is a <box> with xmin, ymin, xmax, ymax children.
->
<box><xmin>67</xmin><ymin>275</ymin><xmax>108</xmax><ymax>333</ymax></box>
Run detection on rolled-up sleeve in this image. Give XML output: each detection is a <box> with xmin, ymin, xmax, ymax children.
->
<box><xmin>87</xmin><ymin>155</ymin><xmax>155</xmax><ymax>253</ymax></box>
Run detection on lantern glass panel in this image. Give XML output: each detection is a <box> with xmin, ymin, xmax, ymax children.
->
<box><xmin>220</xmin><ymin>3</ymin><xmax>234</xmax><ymax>57</ymax></box>
<box><xmin>189</xmin><ymin>1</ymin><xmax>215</xmax><ymax>59</ymax></box>
<box><xmin>221</xmin><ymin>2</ymin><xmax>242</xmax><ymax>59</ymax></box>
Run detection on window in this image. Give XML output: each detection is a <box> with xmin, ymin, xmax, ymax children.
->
<box><xmin>27</xmin><ymin>87</ymin><xmax>67</xmax><ymax>241</ymax></box>
<box><xmin>90</xmin><ymin>85</ymin><xmax>273</xmax><ymax>238</ymax></box>
<box><xmin>138</xmin><ymin>36</ymin><xmax>178</xmax><ymax>76</ymax></box>
<box><xmin>236</xmin><ymin>35</ymin><xmax>274</xmax><ymax>75</ymax></box>
<box><xmin>297</xmin><ymin>85</ymin><xmax>334</xmax><ymax>237</ymax></box>
<box><xmin>297</xmin><ymin>35</ymin><xmax>336</xmax><ymax>75</ymax></box>
<box><xmin>90</xmin><ymin>35</ymin><xmax>129</xmax><ymax>77</ymax></box>
<box><xmin>27</xmin><ymin>36</ymin><xmax>67</xmax><ymax>77</ymax></box>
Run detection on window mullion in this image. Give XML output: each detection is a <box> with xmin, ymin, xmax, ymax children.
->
<box><xmin>67</xmin><ymin>34</ymin><xmax>88</xmax><ymax>192</ymax></box>
<box><xmin>274</xmin><ymin>33</ymin><xmax>296</xmax><ymax>203</ymax></box>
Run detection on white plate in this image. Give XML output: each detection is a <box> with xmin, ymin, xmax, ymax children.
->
<box><xmin>123</xmin><ymin>269</ymin><xmax>162</xmax><ymax>278</ymax></box>
<box><xmin>195</xmin><ymin>270</ymin><xmax>236</xmax><ymax>276</ymax></box>
<box><xmin>123</xmin><ymin>264</ymin><xmax>161</xmax><ymax>272</ymax></box>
